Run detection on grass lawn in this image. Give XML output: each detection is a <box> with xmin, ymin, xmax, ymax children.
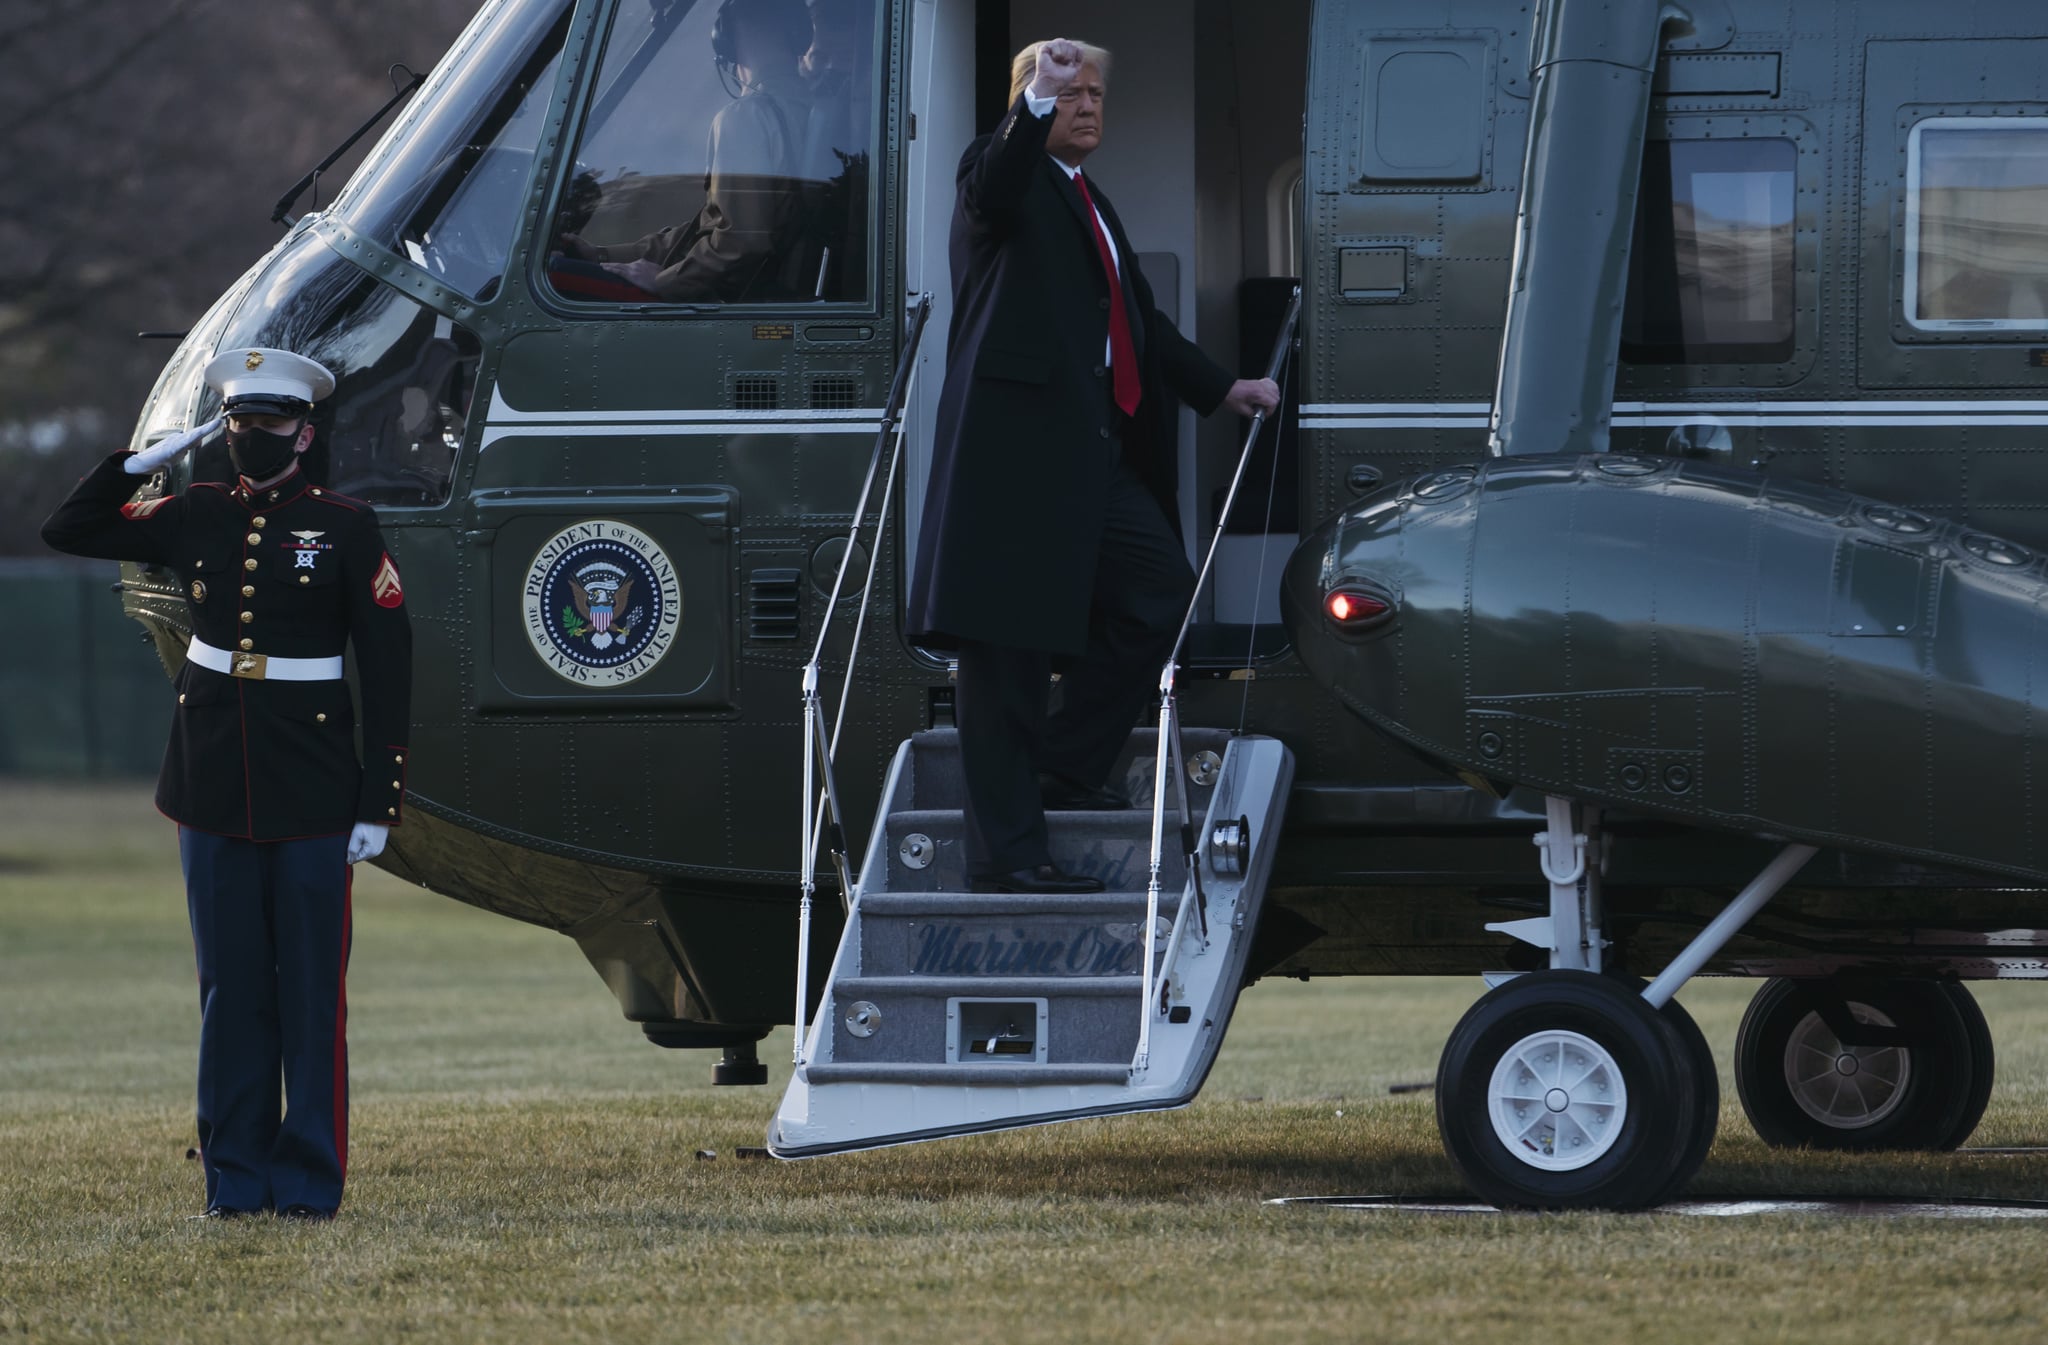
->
<box><xmin>4</xmin><ymin>779</ymin><xmax>2048</xmax><ymax>1343</ymax></box>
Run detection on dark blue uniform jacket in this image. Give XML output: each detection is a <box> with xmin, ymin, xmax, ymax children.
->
<box><xmin>43</xmin><ymin>453</ymin><xmax>412</xmax><ymax>841</ymax></box>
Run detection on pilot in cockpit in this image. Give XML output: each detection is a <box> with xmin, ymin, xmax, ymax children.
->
<box><xmin>557</xmin><ymin>0</ymin><xmax>816</xmax><ymax>302</ymax></box>
<box><xmin>797</xmin><ymin>0</ymin><xmax>873</xmax><ymax>300</ymax></box>
<box><xmin>801</xmin><ymin>0</ymin><xmax>872</xmax><ymax>122</ymax></box>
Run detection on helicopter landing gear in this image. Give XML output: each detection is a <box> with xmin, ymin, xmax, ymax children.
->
<box><xmin>1437</xmin><ymin>969</ymin><xmax>1705</xmax><ymax>1209</ymax></box>
<box><xmin>640</xmin><ymin>1023</ymin><xmax>774</xmax><ymax>1085</ymax></box>
<box><xmin>1441</xmin><ymin>796</ymin><xmax>1816</xmax><ymax>1207</ymax></box>
<box><xmin>1733</xmin><ymin>977</ymin><xmax>1993</xmax><ymax>1151</ymax></box>
<box><xmin>713</xmin><ymin>1039</ymin><xmax>771</xmax><ymax>1087</ymax></box>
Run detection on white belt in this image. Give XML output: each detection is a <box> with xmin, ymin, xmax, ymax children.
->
<box><xmin>188</xmin><ymin>637</ymin><xmax>344</xmax><ymax>682</ymax></box>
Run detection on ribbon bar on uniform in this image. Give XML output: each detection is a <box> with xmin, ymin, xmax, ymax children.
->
<box><xmin>187</xmin><ymin>636</ymin><xmax>344</xmax><ymax>682</ymax></box>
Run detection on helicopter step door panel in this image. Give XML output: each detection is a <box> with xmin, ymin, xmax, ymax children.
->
<box><xmin>770</xmin><ymin>727</ymin><xmax>1292</xmax><ymax>1157</ymax></box>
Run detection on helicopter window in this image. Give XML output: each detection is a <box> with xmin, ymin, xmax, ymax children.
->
<box><xmin>542</xmin><ymin>0</ymin><xmax>882</xmax><ymax>307</ymax></box>
<box><xmin>332</xmin><ymin>0</ymin><xmax>575</xmax><ymax>301</ymax></box>
<box><xmin>1906</xmin><ymin>119</ymin><xmax>2048</xmax><ymax>332</ymax></box>
<box><xmin>201</xmin><ymin>237</ymin><xmax>482</xmax><ymax>509</ymax></box>
<box><xmin>1622</xmin><ymin>138</ymin><xmax>1797</xmax><ymax>365</ymax></box>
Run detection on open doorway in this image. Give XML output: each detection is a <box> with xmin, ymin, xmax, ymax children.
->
<box><xmin>900</xmin><ymin>0</ymin><xmax>1311</xmax><ymax>662</ymax></box>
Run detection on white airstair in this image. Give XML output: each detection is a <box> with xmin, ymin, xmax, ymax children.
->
<box><xmin>771</xmin><ymin>286</ymin><xmax>1302</xmax><ymax>1157</ymax></box>
<box><xmin>770</xmin><ymin>726</ymin><xmax>1292</xmax><ymax>1155</ymax></box>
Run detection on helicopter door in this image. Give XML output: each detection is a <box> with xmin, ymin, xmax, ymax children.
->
<box><xmin>897</xmin><ymin>0</ymin><xmax>1310</xmax><ymax>664</ymax></box>
<box><xmin>466</xmin><ymin>0</ymin><xmax>896</xmax><ymax>720</ymax></box>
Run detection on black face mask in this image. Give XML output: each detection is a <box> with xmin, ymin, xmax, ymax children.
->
<box><xmin>227</xmin><ymin>424</ymin><xmax>301</xmax><ymax>481</ymax></box>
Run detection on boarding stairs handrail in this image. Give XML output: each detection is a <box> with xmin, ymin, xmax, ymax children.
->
<box><xmin>793</xmin><ymin>291</ymin><xmax>934</xmax><ymax>1065</ymax></box>
<box><xmin>1134</xmin><ymin>284</ymin><xmax>1303</xmax><ymax>1075</ymax></box>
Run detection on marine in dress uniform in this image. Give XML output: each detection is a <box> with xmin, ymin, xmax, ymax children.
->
<box><xmin>41</xmin><ymin>348</ymin><xmax>412</xmax><ymax>1222</ymax></box>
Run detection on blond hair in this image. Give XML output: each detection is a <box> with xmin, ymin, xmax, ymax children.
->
<box><xmin>1008</xmin><ymin>40</ymin><xmax>1112</xmax><ymax>104</ymax></box>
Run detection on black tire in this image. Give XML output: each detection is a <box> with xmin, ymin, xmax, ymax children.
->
<box><xmin>1649</xmin><ymin>992</ymin><xmax>1719</xmax><ymax>1203</ymax></box>
<box><xmin>1436</xmin><ymin>971</ymin><xmax>1701</xmax><ymax>1209</ymax></box>
<box><xmin>1938</xmin><ymin>982</ymin><xmax>1995</xmax><ymax>1150</ymax></box>
<box><xmin>1734</xmin><ymin>977</ymin><xmax>1974</xmax><ymax>1151</ymax></box>
<box><xmin>1602</xmin><ymin>969</ymin><xmax>1720</xmax><ymax>1205</ymax></box>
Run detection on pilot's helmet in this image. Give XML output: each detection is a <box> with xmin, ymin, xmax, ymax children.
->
<box><xmin>712</xmin><ymin>0</ymin><xmax>813</xmax><ymax>69</ymax></box>
<box><xmin>202</xmin><ymin>347</ymin><xmax>337</xmax><ymax>421</ymax></box>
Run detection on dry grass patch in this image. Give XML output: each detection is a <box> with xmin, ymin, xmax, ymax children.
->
<box><xmin>5</xmin><ymin>781</ymin><xmax>2048</xmax><ymax>1343</ymax></box>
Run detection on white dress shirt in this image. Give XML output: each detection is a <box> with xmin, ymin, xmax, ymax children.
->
<box><xmin>1025</xmin><ymin>87</ymin><xmax>1121</xmax><ymax>366</ymax></box>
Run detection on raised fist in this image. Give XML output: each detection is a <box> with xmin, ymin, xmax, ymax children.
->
<box><xmin>1031</xmin><ymin>39</ymin><xmax>1086</xmax><ymax>100</ymax></box>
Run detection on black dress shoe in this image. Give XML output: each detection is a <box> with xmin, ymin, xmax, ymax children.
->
<box><xmin>188</xmin><ymin>1206</ymin><xmax>254</xmax><ymax>1221</ymax></box>
<box><xmin>1038</xmin><ymin>773</ymin><xmax>1130</xmax><ymax>811</ymax></box>
<box><xmin>969</xmin><ymin>864</ymin><xmax>1106</xmax><ymax>894</ymax></box>
<box><xmin>279</xmin><ymin>1204</ymin><xmax>335</xmax><ymax>1222</ymax></box>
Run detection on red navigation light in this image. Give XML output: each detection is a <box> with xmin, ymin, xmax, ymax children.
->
<box><xmin>1325</xmin><ymin>588</ymin><xmax>1389</xmax><ymax>625</ymax></box>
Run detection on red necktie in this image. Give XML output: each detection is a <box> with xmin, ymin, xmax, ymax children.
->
<box><xmin>1073</xmin><ymin>172</ymin><xmax>1142</xmax><ymax>417</ymax></box>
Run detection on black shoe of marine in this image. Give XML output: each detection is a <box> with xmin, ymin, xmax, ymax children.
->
<box><xmin>968</xmin><ymin>864</ymin><xmax>1106</xmax><ymax>894</ymax></box>
<box><xmin>188</xmin><ymin>1206</ymin><xmax>255</xmax><ymax>1222</ymax></box>
<box><xmin>278</xmin><ymin>1204</ymin><xmax>335</xmax><ymax>1223</ymax></box>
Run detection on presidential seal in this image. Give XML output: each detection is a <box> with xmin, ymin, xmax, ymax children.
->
<box><xmin>522</xmin><ymin>520</ymin><xmax>682</xmax><ymax>686</ymax></box>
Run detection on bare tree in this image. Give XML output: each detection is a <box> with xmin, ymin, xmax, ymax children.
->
<box><xmin>2</xmin><ymin>0</ymin><xmax>478</xmax><ymax>552</ymax></box>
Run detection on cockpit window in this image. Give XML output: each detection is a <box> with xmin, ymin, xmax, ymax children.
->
<box><xmin>200</xmin><ymin>235</ymin><xmax>481</xmax><ymax>509</ymax></box>
<box><xmin>1906</xmin><ymin>118</ymin><xmax>2048</xmax><ymax>331</ymax></box>
<box><xmin>541</xmin><ymin>0</ymin><xmax>882</xmax><ymax>308</ymax></box>
<box><xmin>1622</xmin><ymin>138</ymin><xmax>1797</xmax><ymax>365</ymax></box>
<box><xmin>332</xmin><ymin>0</ymin><xmax>574</xmax><ymax>301</ymax></box>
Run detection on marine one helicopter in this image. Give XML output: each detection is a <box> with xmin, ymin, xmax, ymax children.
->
<box><xmin>112</xmin><ymin>0</ymin><xmax>2048</xmax><ymax>1206</ymax></box>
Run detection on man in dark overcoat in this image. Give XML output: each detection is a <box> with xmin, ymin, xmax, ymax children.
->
<box><xmin>906</xmin><ymin>38</ymin><xmax>1279</xmax><ymax>893</ymax></box>
<box><xmin>42</xmin><ymin>348</ymin><xmax>412</xmax><ymax>1222</ymax></box>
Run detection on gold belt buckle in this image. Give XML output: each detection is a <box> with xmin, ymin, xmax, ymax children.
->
<box><xmin>230</xmin><ymin>652</ymin><xmax>268</xmax><ymax>680</ymax></box>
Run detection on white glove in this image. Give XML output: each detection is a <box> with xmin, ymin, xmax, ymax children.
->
<box><xmin>346</xmin><ymin>823</ymin><xmax>390</xmax><ymax>865</ymax></box>
<box><xmin>124</xmin><ymin>416</ymin><xmax>224</xmax><ymax>475</ymax></box>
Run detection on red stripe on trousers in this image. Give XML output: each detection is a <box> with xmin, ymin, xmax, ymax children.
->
<box><xmin>335</xmin><ymin>861</ymin><xmax>352</xmax><ymax>1180</ymax></box>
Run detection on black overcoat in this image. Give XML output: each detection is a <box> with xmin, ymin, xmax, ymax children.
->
<box><xmin>906</xmin><ymin>93</ymin><xmax>1236</xmax><ymax>656</ymax></box>
<box><xmin>43</xmin><ymin>453</ymin><xmax>413</xmax><ymax>840</ymax></box>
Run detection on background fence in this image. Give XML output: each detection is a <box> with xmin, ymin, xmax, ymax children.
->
<box><xmin>0</xmin><ymin>559</ymin><xmax>174</xmax><ymax>778</ymax></box>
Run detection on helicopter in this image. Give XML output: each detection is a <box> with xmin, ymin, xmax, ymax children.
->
<box><xmin>109</xmin><ymin>0</ymin><xmax>2048</xmax><ymax>1207</ymax></box>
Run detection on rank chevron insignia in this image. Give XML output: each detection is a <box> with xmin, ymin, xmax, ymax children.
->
<box><xmin>372</xmin><ymin>553</ymin><xmax>404</xmax><ymax>608</ymax></box>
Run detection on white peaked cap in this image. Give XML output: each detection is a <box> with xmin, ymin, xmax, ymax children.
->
<box><xmin>202</xmin><ymin>347</ymin><xmax>337</xmax><ymax>410</ymax></box>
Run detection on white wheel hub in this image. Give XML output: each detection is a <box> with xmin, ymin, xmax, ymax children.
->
<box><xmin>1487</xmin><ymin>1029</ymin><xmax>1628</xmax><ymax>1171</ymax></box>
<box><xmin>1784</xmin><ymin>1003</ymin><xmax>1909</xmax><ymax>1129</ymax></box>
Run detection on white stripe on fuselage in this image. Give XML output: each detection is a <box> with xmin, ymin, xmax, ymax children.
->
<box><xmin>1300</xmin><ymin>399</ymin><xmax>2048</xmax><ymax>429</ymax></box>
<box><xmin>480</xmin><ymin>385</ymin><xmax>887</xmax><ymax>448</ymax></box>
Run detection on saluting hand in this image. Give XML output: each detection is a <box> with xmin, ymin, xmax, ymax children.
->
<box><xmin>1222</xmin><ymin>378</ymin><xmax>1282</xmax><ymax>419</ymax></box>
<box><xmin>124</xmin><ymin>416</ymin><xmax>224</xmax><ymax>476</ymax></box>
<box><xmin>1030</xmin><ymin>39</ymin><xmax>1086</xmax><ymax>100</ymax></box>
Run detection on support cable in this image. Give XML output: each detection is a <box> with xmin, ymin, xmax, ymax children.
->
<box><xmin>793</xmin><ymin>292</ymin><xmax>934</xmax><ymax>1064</ymax></box>
<box><xmin>1236</xmin><ymin>343</ymin><xmax>1294</xmax><ymax>735</ymax></box>
<box><xmin>1135</xmin><ymin>285</ymin><xmax>1302</xmax><ymax>1074</ymax></box>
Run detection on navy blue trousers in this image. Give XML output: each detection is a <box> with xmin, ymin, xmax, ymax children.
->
<box><xmin>178</xmin><ymin>828</ymin><xmax>352</xmax><ymax>1214</ymax></box>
